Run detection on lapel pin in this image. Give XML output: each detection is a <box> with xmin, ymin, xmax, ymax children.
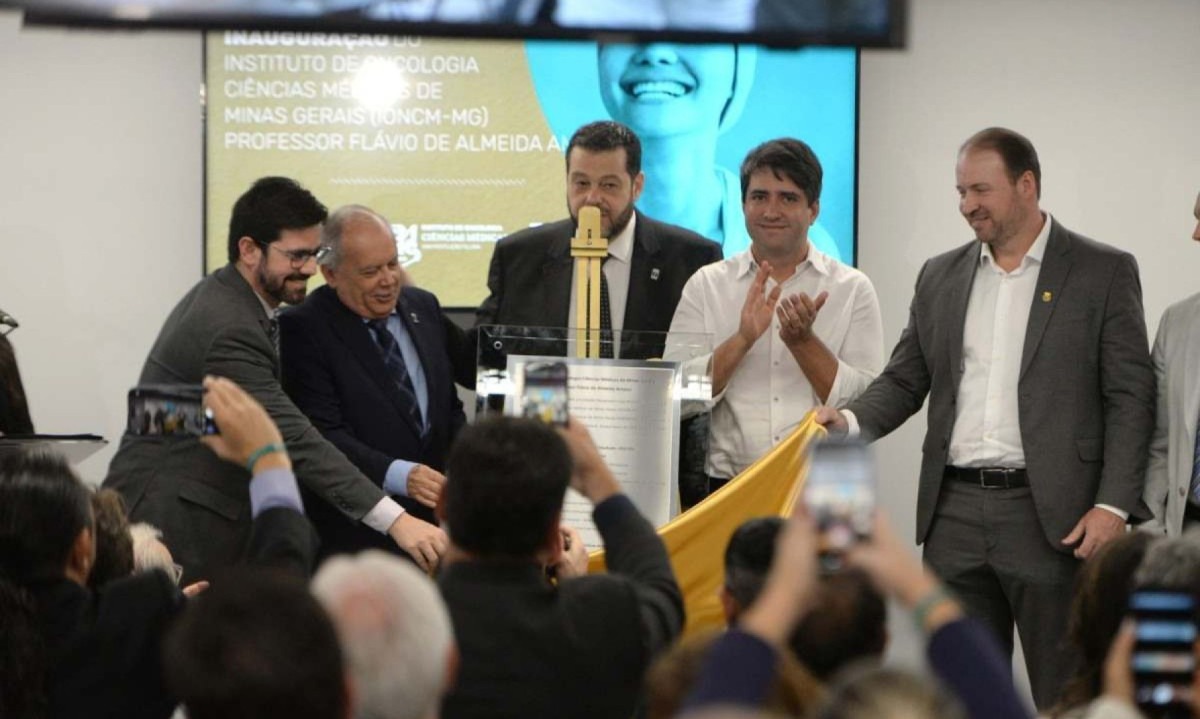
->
<box><xmin>1041</xmin><ymin>291</ymin><xmax>1052</xmax><ymax>303</ymax></box>
<box><xmin>410</xmin><ymin>312</ymin><xmax>420</xmax><ymax>324</ymax></box>
<box><xmin>650</xmin><ymin>268</ymin><xmax>661</xmax><ymax>281</ymax></box>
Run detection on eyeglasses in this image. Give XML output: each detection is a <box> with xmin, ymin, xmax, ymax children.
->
<box><xmin>256</xmin><ymin>240</ymin><xmax>330</xmax><ymax>268</ymax></box>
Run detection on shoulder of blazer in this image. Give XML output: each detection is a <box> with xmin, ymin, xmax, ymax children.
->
<box><xmin>921</xmin><ymin>239</ymin><xmax>979</xmax><ymax>278</ymax></box>
<box><xmin>634</xmin><ymin>212</ymin><xmax>719</xmax><ymax>258</ymax></box>
<box><xmin>279</xmin><ymin>284</ymin><xmax>340</xmax><ymax>327</ymax></box>
<box><xmin>496</xmin><ymin>218</ymin><xmax>574</xmax><ymax>257</ymax></box>
<box><xmin>1048</xmin><ymin>218</ymin><xmax>1132</xmax><ymax>265</ymax></box>
<box><xmin>202</xmin><ymin>264</ymin><xmax>272</xmax><ymax>330</ymax></box>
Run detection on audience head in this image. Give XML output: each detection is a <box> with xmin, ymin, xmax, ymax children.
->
<box><xmin>816</xmin><ymin>665</ymin><xmax>966</xmax><ymax>719</ymax></box>
<box><xmin>739</xmin><ymin>137</ymin><xmax>822</xmax><ymax>207</ymax></box>
<box><xmin>0</xmin><ymin>449</ymin><xmax>93</xmax><ymax>585</ymax></box>
<box><xmin>646</xmin><ymin>631</ymin><xmax>824</xmax><ymax>719</ymax></box>
<box><xmin>0</xmin><ymin>335</ymin><xmax>34</xmax><ymax>435</ymax></box>
<box><xmin>442</xmin><ymin>416</ymin><xmax>572</xmax><ymax>560</ymax></box>
<box><xmin>129</xmin><ymin>522</ymin><xmax>181</xmax><ymax>584</ymax></box>
<box><xmin>313</xmin><ymin>550</ymin><xmax>455</xmax><ymax>719</ymax></box>
<box><xmin>723</xmin><ymin>516</ymin><xmax>887</xmax><ymax>680</ymax></box>
<box><xmin>1053</xmin><ymin>531</ymin><xmax>1155</xmax><ymax>715</ymax></box>
<box><xmin>87</xmin><ymin>489</ymin><xmax>134</xmax><ymax>590</ymax></box>
<box><xmin>164</xmin><ymin>568</ymin><xmax>348</xmax><ymax>719</ymax></box>
<box><xmin>723</xmin><ymin>516</ymin><xmax>782</xmax><ymax>621</ymax></box>
<box><xmin>1134</xmin><ymin>528</ymin><xmax>1200</xmax><ymax>592</ymax></box>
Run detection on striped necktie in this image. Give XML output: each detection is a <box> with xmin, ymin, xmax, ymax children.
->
<box><xmin>368</xmin><ymin>318</ymin><xmax>427</xmax><ymax>437</ymax></box>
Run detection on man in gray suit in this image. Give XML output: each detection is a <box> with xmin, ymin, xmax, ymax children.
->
<box><xmin>104</xmin><ymin>177</ymin><xmax>446</xmax><ymax>582</ymax></box>
<box><xmin>1142</xmin><ymin>191</ymin><xmax>1200</xmax><ymax>536</ymax></box>
<box><xmin>817</xmin><ymin>127</ymin><xmax>1155</xmax><ymax>709</ymax></box>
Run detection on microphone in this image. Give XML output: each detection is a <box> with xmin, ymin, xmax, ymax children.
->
<box><xmin>0</xmin><ymin>308</ymin><xmax>18</xmax><ymax>330</ymax></box>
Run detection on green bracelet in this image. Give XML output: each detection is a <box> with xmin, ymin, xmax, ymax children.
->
<box><xmin>245</xmin><ymin>442</ymin><xmax>286</xmax><ymax>474</ymax></box>
<box><xmin>911</xmin><ymin>584</ymin><xmax>955</xmax><ymax>631</ymax></box>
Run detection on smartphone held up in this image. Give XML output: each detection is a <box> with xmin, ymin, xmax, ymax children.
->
<box><xmin>128</xmin><ymin>385</ymin><xmax>218</xmax><ymax>437</ymax></box>
<box><xmin>803</xmin><ymin>437</ymin><xmax>875</xmax><ymax>572</ymax></box>
<box><xmin>1129</xmin><ymin>589</ymin><xmax>1198</xmax><ymax>719</ymax></box>
<box><xmin>517</xmin><ymin>361</ymin><xmax>569</xmax><ymax>426</ymax></box>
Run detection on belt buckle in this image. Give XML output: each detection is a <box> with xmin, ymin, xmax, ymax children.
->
<box><xmin>978</xmin><ymin>468</ymin><xmax>1013</xmax><ymax>489</ymax></box>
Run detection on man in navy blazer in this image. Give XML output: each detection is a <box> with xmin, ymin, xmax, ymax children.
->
<box><xmin>280</xmin><ymin>205</ymin><xmax>466</xmax><ymax>562</ymax></box>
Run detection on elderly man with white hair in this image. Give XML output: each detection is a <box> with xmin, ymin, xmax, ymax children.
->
<box><xmin>312</xmin><ymin>550</ymin><xmax>456</xmax><ymax>719</ymax></box>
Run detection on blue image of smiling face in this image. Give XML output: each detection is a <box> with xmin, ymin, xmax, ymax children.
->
<box><xmin>597</xmin><ymin>44</ymin><xmax>739</xmax><ymax>140</ymax></box>
<box><xmin>524</xmin><ymin>40</ymin><xmax>858</xmax><ymax>263</ymax></box>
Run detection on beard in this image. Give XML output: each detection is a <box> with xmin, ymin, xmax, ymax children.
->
<box><xmin>571</xmin><ymin>201</ymin><xmax>637</xmax><ymax>240</ymax></box>
<box><xmin>257</xmin><ymin>263</ymin><xmax>310</xmax><ymax>306</ymax></box>
<box><xmin>607</xmin><ymin>202</ymin><xmax>636</xmax><ymax>238</ymax></box>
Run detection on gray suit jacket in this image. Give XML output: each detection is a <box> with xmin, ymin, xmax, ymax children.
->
<box><xmin>1143</xmin><ymin>292</ymin><xmax>1200</xmax><ymax>536</ymax></box>
<box><xmin>847</xmin><ymin>219</ymin><xmax>1155</xmax><ymax>550</ymax></box>
<box><xmin>103</xmin><ymin>264</ymin><xmax>386</xmax><ymax>581</ymax></box>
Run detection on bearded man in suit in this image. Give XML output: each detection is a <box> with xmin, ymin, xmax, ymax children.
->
<box><xmin>104</xmin><ymin>178</ymin><xmax>445</xmax><ymax>581</ymax></box>
<box><xmin>818</xmin><ymin>128</ymin><xmax>1155</xmax><ymax>709</ymax></box>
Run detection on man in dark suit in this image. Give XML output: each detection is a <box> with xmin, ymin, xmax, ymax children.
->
<box><xmin>818</xmin><ymin>127</ymin><xmax>1155</xmax><ymax>708</ymax></box>
<box><xmin>476</xmin><ymin>120</ymin><xmax>722</xmax><ymax>360</ymax></box>
<box><xmin>280</xmin><ymin>204</ymin><xmax>466</xmax><ymax>560</ymax></box>
<box><xmin>438</xmin><ymin>416</ymin><xmax>683</xmax><ymax>719</ymax></box>
<box><xmin>103</xmin><ymin>177</ymin><xmax>446</xmax><ymax>582</ymax></box>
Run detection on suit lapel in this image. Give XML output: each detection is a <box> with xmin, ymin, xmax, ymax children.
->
<box><xmin>542</xmin><ymin>234</ymin><xmax>574</xmax><ymax>328</ymax></box>
<box><xmin>321</xmin><ymin>288</ymin><xmax>422</xmax><ymax>436</ymax></box>
<box><xmin>1019</xmin><ymin>221</ymin><xmax>1072</xmax><ymax>379</ymax></box>
<box><xmin>624</xmin><ymin>214</ymin><xmax>661</xmax><ymax>333</ymax></box>
<box><xmin>944</xmin><ymin>246</ymin><xmax>977</xmax><ymax>390</ymax></box>
<box><xmin>217</xmin><ymin>264</ymin><xmax>281</xmax><ymax>376</ymax></box>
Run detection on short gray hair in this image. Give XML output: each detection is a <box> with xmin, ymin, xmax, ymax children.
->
<box><xmin>311</xmin><ymin>551</ymin><xmax>454</xmax><ymax>719</ymax></box>
<box><xmin>1135</xmin><ymin>529</ymin><xmax>1200</xmax><ymax>591</ymax></box>
<box><xmin>319</xmin><ymin>204</ymin><xmax>394</xmax><ymax>270</ymax></box>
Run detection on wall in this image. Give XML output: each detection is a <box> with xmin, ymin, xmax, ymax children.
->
<box><xmin>0</xmin><ymin>13</ymin><xmax>203</xmax><ymax>480</ymax></box>
<box><xmin>1</xmin><ymin>0</ymin><xmax>1198</xmax><ymax>688</ymax></box>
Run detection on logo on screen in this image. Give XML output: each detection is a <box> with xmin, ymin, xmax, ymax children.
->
<box><xmin>392</xmin><ymin>224</ymin><xmax>423</xmax><ymax>267</ymax></box>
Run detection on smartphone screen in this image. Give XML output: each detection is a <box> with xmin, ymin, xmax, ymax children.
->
<box><xmin>1130</xmin><ymin>589</ymin><xmax>1197</xmax><ymax>718</ymax></box>
<box><xmin>128</xmin><ymin>385</ymin><xmax>218</xmax><ymax>437</ymax></box>
<box><xmin>804</xmin><ymin>437</ymin><xmax>874</xmax><ymax>572</ymax></box>
<box><xmin>519</xmin><ymin>361</ymin><xmax>569</xmax><ymax>426</ymax></box>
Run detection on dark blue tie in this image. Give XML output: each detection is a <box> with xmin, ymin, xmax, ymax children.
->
<box><xmin>599</xmin><ymin>256</ymin><xmax>613</xmax><ymax>359</ymax></box>
<box><xmin>368</xmin><ymin>318</ymin><xmax>427</xmax><ymax>436</ymax></box>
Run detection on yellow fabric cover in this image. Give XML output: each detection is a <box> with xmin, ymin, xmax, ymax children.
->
<box><xmin>588</xmin><ymin>413</ymin><xmax>825</xmax><ymax>637</ymax></box>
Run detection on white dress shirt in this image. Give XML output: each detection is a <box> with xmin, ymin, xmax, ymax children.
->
<box><xmin>668</xmin><ymin>247</ymin><xmax>885</xmax><ymax>478</ymax></box>
<box><xmin>947</xmin><ymin>214</ymin><xmax>1052</xmax><ymax>468</ymax></box>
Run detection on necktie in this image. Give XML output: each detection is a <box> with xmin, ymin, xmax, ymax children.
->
<box><xmin>599</xmin><ymin>256</ymin><xmax>613</xmax><ymax>359</ymax></box>
<box><xmin>368</xmin><ymin>318</ymin><xmax>427</xmax><ymax>436</ymax></box>
<box><xmin>266</xmin><ymin>312</ymin><xmax>280</xmax><ymax>358</ymax></box>
<box><xmin>1191</xmin><ymin>422</ymin><xmax>1200</xmax><ymax>502</ymax></box>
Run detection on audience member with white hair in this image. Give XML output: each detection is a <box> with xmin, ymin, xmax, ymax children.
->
<box><xmin>129</xmin><ymin>523</ymin><xmax>180</xmax><ymax>582</ymax></box>
<box><xmin>312</xmin><ymin>550</ymin><xmax>457</xmax><ymax>719</ymax></box>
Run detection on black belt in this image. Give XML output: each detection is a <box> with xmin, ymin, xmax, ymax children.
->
<box><xmin>944</xmin><ymin>466</ymin><xmax>1028</xmax><ymax>489</ymax></box>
